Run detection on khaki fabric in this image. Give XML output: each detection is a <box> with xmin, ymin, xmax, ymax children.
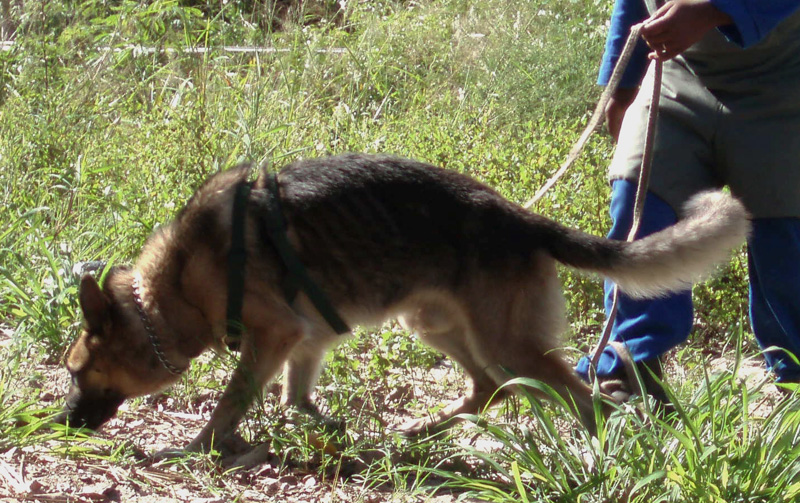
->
<box><xmin>610</xmin><ymin>7</ymin><xmax>800</xmax><ymax>218</ymax></box>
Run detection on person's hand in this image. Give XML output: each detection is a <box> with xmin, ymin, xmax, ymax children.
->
<box><xmin>641</xmin><ymin>0</ymin><xmax>733</xmax><ymax>61</ymax></box>
<box><xmin>605</xmin><ymin>87</ymin><xmax>639</xmax><ymax>142</ymax></box>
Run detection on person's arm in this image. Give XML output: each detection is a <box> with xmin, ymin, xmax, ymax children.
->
<box><xmin>643</xmin><ymin>0</ymin><xmax>800</xmax><ymax>61</ymax></box>
<box><xmin>598</xmin><ymin>0</ymin><xmax>650</xmax><ymax>88</ymax></box>
<box><xmin>598</xmin><ymin>0</ymin><xmax>650</xmax><ymax>141</ymax></box>
<box><xmin>712</xmin><ymin>0</ymin><xmax>800</xmax><ymax>47</ymax></box>
<box><xmin>605</xmin><ymin>87</ymin><xmax>639</xmax><ymax>142</ymax></box>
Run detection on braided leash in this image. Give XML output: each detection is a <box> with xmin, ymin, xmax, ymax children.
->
<box><xmin>521</xmin><ymin>23</ymin><xmax>663</xmax><ymax>380</ymax></box>
<box><xmin>589</xmin><ymin>59</ymin><xmax>663</xmax><ymax>377</ymax></box>
<box><xmin>523</xmin><ymin>23</ymin><xmax>646</xmax><ymax>210</ymax></box>
<box><xmin>591</xmin><ymin>62</ymin><xmax>663</xmax><ymax>372</ymax></box>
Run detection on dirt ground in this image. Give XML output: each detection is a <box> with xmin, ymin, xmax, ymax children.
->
<box><xmin>0</xmin><ymin>319</ymin><xmax>486</xmax><ymax>503</ymax></box>
<box><xmin>0</xmin><ymin>325</ymin><xmax>786</xmax><ymax>503</ymax></box>
<box><xmin>1</xmin><ymin>361</ymin><xmax>481</xmax><ymax>503</ymax></box>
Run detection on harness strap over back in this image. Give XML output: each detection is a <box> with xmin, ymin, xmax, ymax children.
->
<box><xmin>226</xmin><ymin>180</ymin><xmax>252</xmax><ymax>341</ymax></box>
<box><xmin>225</xmin><ymin>168</ymin><xmax>351</xmax><ymax>346</ymax></box>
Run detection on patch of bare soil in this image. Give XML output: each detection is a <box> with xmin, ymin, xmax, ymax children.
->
<box><xmin>1</xmin><ymin>324</ymin><xmax>787</xmax><ymax>503</ymax></box>
<box><xmin>0</xmin><ymin>351</ymin><xmax>483</xmax><ymax>503</ymax></box>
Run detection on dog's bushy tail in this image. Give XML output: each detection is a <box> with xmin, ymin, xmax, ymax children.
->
<box><xmin>542</xmin><ymin>190</ymin><xmax>750</xmax><ymax>298</ymax></box>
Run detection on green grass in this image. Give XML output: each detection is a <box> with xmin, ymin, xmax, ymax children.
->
<box><xmin>1</xmin><ymin>0</ymin><xmax>620</xmax><ymax>360</ymax></box>
<box><xmin>453</xmin><ymin>360</ymin><xmax>800</xmax><ymax>503</ymax></box>
<box><xmin>0</xmin><ymin>0</ymin><xmax>784</xmax><ymax>501</ymax></box>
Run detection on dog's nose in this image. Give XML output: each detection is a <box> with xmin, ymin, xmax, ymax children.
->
<box><xmin>55</xmin><ymin>387</ymin><xmax>125</xmax><ymax>430</ymax></box>
<box><xmin>52</xmin><ymin>408</ymin><xmax>71</xmax><ymax>425</ymax></box>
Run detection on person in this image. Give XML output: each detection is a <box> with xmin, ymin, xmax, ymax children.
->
<box><xmin>575</xmin><ymin>0</ymin><xmax>800</xmax><ymax>402</ymax></box>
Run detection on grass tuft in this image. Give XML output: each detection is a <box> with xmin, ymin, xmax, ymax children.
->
<box><xmin>0</xmin><ymin>0</ymin><xmax>788</xmax><ymax>500</ymax></box>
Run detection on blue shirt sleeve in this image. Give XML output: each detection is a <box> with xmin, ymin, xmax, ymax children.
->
<box><xmin>598</xmin><ymin>0</ymin><xmax>800</xmax><ymax>87</ymax></box>
<box><xmin>597</xmin><ymin>0</ymin><xmax>650</xmax><ymax>88</ymax></box>
<box><xmin>710</xmin><ymin>0</ymin><xmax>800</xmax><ymax>47</ymax></box>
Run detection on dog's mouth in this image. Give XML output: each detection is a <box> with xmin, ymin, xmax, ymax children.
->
<box><xmin>54</xmin><ymin>386</ymin><xmax>125</xmax><ymax>431</ymax></box>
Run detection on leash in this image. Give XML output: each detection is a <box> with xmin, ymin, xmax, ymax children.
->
<box><xmin>523</xmin><ymin>23</ymin><xmax>645</xmax><ymax>210</ymax></box>
<box><xmin>590</xmin><ymin>41</ymin><xmax>664</xmax><ymax>375</ymax></box>
<box><xmin>521</xmin><ymin>22</ymin><xmax>662</xmax><ymax>379</ymax></box>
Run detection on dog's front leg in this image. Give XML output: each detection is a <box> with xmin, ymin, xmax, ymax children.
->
<box><xmin>184</xmin><ymin>322</ymin><xmax>304</xmax><ymax>456</ymax></box>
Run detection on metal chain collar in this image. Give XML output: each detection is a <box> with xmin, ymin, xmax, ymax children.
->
<box><xmin>131</xmin><ymin>273</ymin><xmax>185</xmax><ymax>376</ymax></box>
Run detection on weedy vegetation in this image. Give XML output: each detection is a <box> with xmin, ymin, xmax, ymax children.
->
<box><xmin>1</xmin><ymin>0</ymin><xmax>798</xmax><ymax>502</ymax></box>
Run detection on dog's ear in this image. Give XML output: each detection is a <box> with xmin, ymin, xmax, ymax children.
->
<box><xmin>79</xmin><ymin>274</ymin><xmax>109</xmax><ymax>332</ymax></box>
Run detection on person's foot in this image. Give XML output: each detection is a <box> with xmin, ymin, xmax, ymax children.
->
<box><xmin>593</xmin><ymin>344</ymin><xmax>675</xmax><ymax>417</ymax></box>
<box><xmin>598</xmin><ymin>358</ymin><xmax>669</xmax><ymax>404</ymax></box>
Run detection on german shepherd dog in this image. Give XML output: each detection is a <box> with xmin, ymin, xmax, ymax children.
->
<box><xmin>57</xmin><ymin>153</ymin><xmax>749</xmax><ymax>456</ymax></box>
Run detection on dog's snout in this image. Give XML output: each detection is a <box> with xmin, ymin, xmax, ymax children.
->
<box><xmin>56</xmin><ymin>386</ymin><xmax>125</xmax><ymax>431</ymax></box>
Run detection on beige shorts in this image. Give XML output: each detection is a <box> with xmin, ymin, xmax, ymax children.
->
<box><xmin>610</xmin><ymin>26</ymin><xmax>800</xmax><ymax>219</ymax></box>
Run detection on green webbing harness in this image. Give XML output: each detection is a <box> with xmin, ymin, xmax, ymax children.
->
<box><xmin>226</xmin><ymin>171</ymin><xmax>351</xmax><ymax>346</ymax></box>
<box><xmin>225</xmin><ymin>181</ymin><xmax>252</xmax><ymax>341</ymax></box>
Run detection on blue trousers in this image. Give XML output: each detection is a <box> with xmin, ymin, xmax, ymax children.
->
<box><xmin>575</xmin><ymin>180</ymin><xmax>800</xmax><ymax>383</ymax></box>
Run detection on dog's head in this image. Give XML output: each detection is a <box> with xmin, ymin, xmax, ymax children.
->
<box><xmin>55</xmin><ymin>269</ymin><xmax>179</xmax><ymax>430</ymax></box>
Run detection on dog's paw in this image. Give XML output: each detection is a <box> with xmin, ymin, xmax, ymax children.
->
<box><xmin>398</xmin><ymin>417</ymin><xmax>438</xmax><ymax>438</ymax></box>
<box><xmin>149</xmin><ymin>448</ymin><xmax>192</xmax><ymax>462</ymax></box>
<box><xmin>150</xmin><ymin>432</ymin><xmax>253</xmax><ymax>464</ymax></box>
<box><xmin>221</xmin><ymin>442</ymin><xmax>277</xmax><ymax>470</ymax></box>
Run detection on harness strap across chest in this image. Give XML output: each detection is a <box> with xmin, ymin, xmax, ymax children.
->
<box><xmin>226</xmin><ymin>170</ymin><xmax>351</xmax><ymax>345</ymax></box>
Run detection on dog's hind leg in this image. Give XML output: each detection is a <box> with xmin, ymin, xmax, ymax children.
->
<box><xmin>401</xmin><ymin>254</ymin><xmax>606</xmax><ymax>437</ymax></box>
<box><xmin>465</xmin><ymin>255</ymin><xmax>606</xmax><ymax>434</ymax></box>
<box><xmin>489</xmin><ymin>342</ymin><xmax>601</xmax><ymax>434</ymax></box>
<box><xmin>398</xmin><ymin>342</ymin><xmax>504</xmax><ymax>437</ymax></box>
<box><xmin>398</xmin><ymin>297</ymin><xmax>506</xmax><ymax>436</ymax></box>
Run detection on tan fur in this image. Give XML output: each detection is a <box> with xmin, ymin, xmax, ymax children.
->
<box><xmin>59</xmin><ymin>154</ymin><xmax>749</xmax><ymax>459</ymax></box>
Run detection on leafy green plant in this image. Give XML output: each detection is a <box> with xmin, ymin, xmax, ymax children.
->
<box><xmin>435</xmin><ymin>332</ymin><xmax>800</xmax><ymax>502</ymax></box>
<box><xmin>1</xmin><ymin>0</ymin><xmax>787</xmax><ymax>500</ymax></box>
